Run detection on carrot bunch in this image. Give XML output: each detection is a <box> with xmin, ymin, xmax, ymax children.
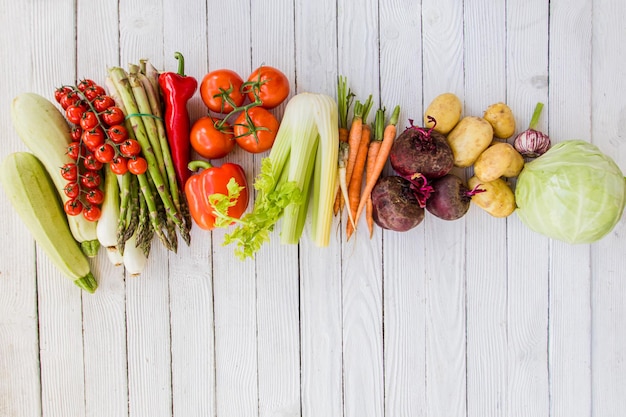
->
<box><xmin>333</xmin><ymin>76</ymin><xmax>400</xmax><ymax>240</ymax></box>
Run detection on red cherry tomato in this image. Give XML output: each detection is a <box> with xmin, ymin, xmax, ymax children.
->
<box><xmin>128</xmin><ymin>156</ymin><xmax>148</xmax><ymax>175</ymax></box>
<box><xmin>80</xmin><ymin>111</ymin><xmax>99</xmax><ymax>130</ymax></box>
<box><xmin>93</xmin><ymin>95</ymin><xmax>115</xmax><ymax>112</ymax></box>
<box><xmin>101</xmin><ymin>107</ymin><xmax>125</xmax><ymax>126</ymax></box>
<box><xmin>59</xmin><ymin>91</ymin><xmax>81</xmax><ymax>110</ymax></box>
<box><xmin>65</xmin><ymin>104</ymin><xmax>86</xmax><ymax>125</ymax></box>
<box><xmin>82</xmin><ymin>205</ymin><xmax>101</xmax><ymax>221</ymax></box>
<box><xmin>109</xmin><ymin>156</ymin><xmax>129</xmax><ymax>175</ymax></box>
<box><xmin>54</xmin><ymin>86</ymin><xmax>73</xmax><ymax>103</ymax></box>
<box><xmin>64</xmin><ymin>198</ymin><xmax>84</xmax><ymax>216</ymax></box>
<box><xmin>81</xmin><ymin>171</ymin><xmax>101</xmax><ymax>189</ymax></box>
<box><xmin>83</xmin><ymin>154</ymin><xmax>103</xmax><ymax>171</ymax></box>
<box><xmin>77</xmin><ymin>79</ymin><xmax>96</xmax><ymax>92</ymax></box>
<box><xmin>64</xmin><ymin>182</ymin><xmax>80</xmax><ymax>199</ymax></box>
<box><xmin>71</xmin><ymin>126</ymin><xmax>83</xmax><ymax>141</ymax></box>
<box><xmin>190</xmin><ymin>116</ymin><xmax>235</xmax><ymax>159</ymax></box>
<box><xmin>107</xmin><ymin>125</ymin><xmax>129</xmax><ymax>144</ymax></box>
<box><xmin>120</xmin><ymin>139</ymin><xmax>142</xmax><ymax>157</ymax></box>
<box><xmin>244</xmin><ymin>66</ymin><xmax>290</xmax><ymax>109</ymax></box>
<box><xmin>85</xmin><ymin>188</ymin><xmax>104</xmax><ymax>205</ymax></box>
<box><xmin>94</xmin><ymin>143</ymin><xmax>115</xmax><ymax>163</ymax></box>
<box><xmin>233</xmin><ymin>106</ymin><xmax>280</xmax><ymax>154</ymax></box>
<box><xmin>61</xmin><ymin>163</ymin><xmax>78</xmax><ymax>181</ymax></box>
<box><xmin>199</xmin><ymin>69</ymin><xmax>245</xmax><ymax>113</ymax></box>
<box><xmin>82</xmin><ymin>127</ymin><xmax>105</xmax><ymax>151</ymax></box>
<box><xmin>83</xmin><ymin>85</ymin><xmax>106</xmax><ymax>102</ymax></box>
<box><xmin>66</xmin><ymin>141</ymin><xmax>81</xmax><ymax>160</ymax></box>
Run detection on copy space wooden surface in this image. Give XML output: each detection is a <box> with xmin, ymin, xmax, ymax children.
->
<box><xmin>1</xmin><ymin>1</ymin><xmax>625</xmax><ymax>416</ymax></box>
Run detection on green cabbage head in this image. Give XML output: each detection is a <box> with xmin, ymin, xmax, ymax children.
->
<box><xmin>515</xmin><ymin>140</ymin><xmax>626</xmax><ymax>244</ymax></box>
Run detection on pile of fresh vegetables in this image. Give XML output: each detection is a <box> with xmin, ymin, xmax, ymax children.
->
<box><xmin>1</xmin><ymin>55</ymin><xmax>625</xmax><ymax>292</ymax></box>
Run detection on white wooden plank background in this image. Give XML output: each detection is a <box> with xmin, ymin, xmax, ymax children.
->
<box><xmin>1</xmin><ymin>1</ymin><xmax>625</xmax><ymax>417</ymax></box>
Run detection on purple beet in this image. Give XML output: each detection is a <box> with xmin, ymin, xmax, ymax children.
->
<box><xmin>426</xmin><ymin>174</ymin><xmax>483</xmax><ymax>220</ymax></box>
<box><xmin>371</xmin><ymin>175</ymin><xmax>428</xmax><ymax>232</ymax></box>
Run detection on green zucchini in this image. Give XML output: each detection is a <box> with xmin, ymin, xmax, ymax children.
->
<box><xmin>10</xmin><ymin>92</ymin><xmax>99</xmax><ymax>256</ymax></box>
<box><xmin>0</xmin><ymin>152</ymin><xmax>97</xmax><ymax>293</ymax></box>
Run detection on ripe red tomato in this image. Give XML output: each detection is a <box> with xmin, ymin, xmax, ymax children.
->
<box><xmin>71</xmin><ymin>126</ymin><xmax>83</xmax><ymax>141</ymax></box>
<box><xmin>128</xmin><ymin>156</ymin><xmax>148</xmax><ymax>175</ymax></box>
<box><xmin>234</xmin><ymin>107</ymin><xmax>280</xmax><ymax>154</ymax></box>
<box><xmin>245</xmin><ymin>66</ymin><xmax>290</xmax><ymax>109</ymax></box>
<box><xmin>59</xmin><ymin>91</ymin><xmax>81</xmax><ymax>110</ymax></box>
<box><xmin>93</xmin><ymin>95</ymin><xmax>115</xmax><ymax>112</ymax></box>
<box><xmin>83</xmin><ymin>85</ymin><xmax>106</xmax><ymax>102</ymax></box>
<box><xmin>107</xmin><ymin>125</ymin><xmax>129</xmax><ymax>144</ymax></box>
<box><xmin>190</xmin><ymin>116</ymin><xmax>235</xmax><ymax>159</ymax></box>
<box><xmin>83</xmin><ymin>154</ymin><xmax>103</xmax><ymax>171</ymax></box>
<box><xmin>61</xmin><ymin>163</ymin><xmax>78</xmax><ymax>181</ymax></box>
<box><xmin>81</xmin><ymin>171</ymin><xmax>101</xmax><ymax>189</ymax></box>
<box><xmin>82</xmin><ymin>205</ymin><xmax>101</xmax><ymax>222</ymax></box>
<box><xmin>80</xmin><ymin>111</ymin><xmax>99</xmax><ymax>130</ymax></box>
<box><xmin>82</xmin><ymin>127</ymin><xmax>105</xmax><ymax>151</ymax></box>
<box><xmin>94</xmin><ymin>143</ymin><xmax>115</xmax><ymax>163</ymax></box>
<box><xmin>109</xmin><ymin>156</ymin><xmax>128</xmax><ymax>175</ymax></box>
<box><xmin>101</xmin><ymin>107</ymin><xmax>125</xmax><ymax>126</ymax></box>
<box><xmin>65</xmin><ymin>104</ymin><xmax>85</xmax><ymax>125</ymax></box>
<box><xmin>64</xmin><ymin>198</ymin><xmax>84</xmax><ymax>216</ymax></box>
<box><xmin>77</xmin><ymin>79</ymin><xmax>96</xmax><ymax>92</ymax></box>
<box><xmin>85</xmin><ymin>188</ymin><xmax>104</xmax><ymax>205</ymax></box>
<box><xmin>64</xmin><ymin>182</ymin><xmax>80</xmax><ymax>199</ymax></box>
<box><xmin>66</xmin><ymin>141</ymin><xmax>81</xmax><ymax>160</ymax></box>
<box><xmin>120</xmin><ymin>139</ymin><xmax>142</xmax><ymax>157</ymax></box>
<box><xmin>200</xmin><ymin>69</ymin><xmax>245</xmax><ymax>113</ymax></box>
<box><xmin>54</xmin><ymin>86</ymin><xmax>73</xmax><ymax>103</ymax></box>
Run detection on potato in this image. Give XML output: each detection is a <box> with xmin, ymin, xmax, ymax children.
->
<box><xmin>473</xmin><ymin>142</ymin><xmax>525</xmax><ymax>182</ymax></box>
<box><xmin>446</xmin><ymin>116</ymin><xmax>494</xmax><ymax>167</ymax></box>
<box><xmin>424</xmin><ymin>92</ymin><xmax>462</xmax><ymax>135</ymax></box>
<box><xmin>483</xmin><ymin>102</ymin><xmax>516</xmax><ymax>139</ymax></box>
<box><xmin>467</xmin><ymin>176</ymin><xmax>516</xmax><ymax>218</ymax></box>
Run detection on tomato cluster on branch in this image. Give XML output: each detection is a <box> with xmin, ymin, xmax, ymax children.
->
<box><xmin>191</xmin><ymin>65</ymin><xmax>289</xmax><ymax>158</ymax></box>
<box><xmin>54</xmin><ymin>79</ymin><xmax>148</xmax><ymax>221</ymax></box>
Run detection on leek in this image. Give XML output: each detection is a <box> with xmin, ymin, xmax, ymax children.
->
<box><xmin>97</xmin><ymin>167</ymin><xmax>123</xmax><ymax>266</ymax></box>
<box><xmin>224</xmin><ymin>93</ymin><xmax>339</xmax><ymax>259</ymax></box>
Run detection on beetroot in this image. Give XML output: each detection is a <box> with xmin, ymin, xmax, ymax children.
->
<box><xmin>371</xmin><ymin>176</ymin><xmax>428</xmax><ymax>232</ymax></box>
<box><xmin>426</xmin><ymin>174</ymin><xmax>483</xmax><ymax>220</ymax></box>
<box><xmin>390</xmin><ymin>118</ymin><xmax>454</xmax><ymax>179</ymax></box>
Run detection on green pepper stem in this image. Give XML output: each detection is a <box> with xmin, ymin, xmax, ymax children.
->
<box><xmin>174</xmin><ymin>52</ymin><xmax>185</xmax><ymax>76</ymax></box>
<box><xmin>528</xmin><ymin>102</ymin><xmax>544</xmax><ymax>130</ymax></box>
<box><xmin>188</xmin><ymin>160</ymin><xmax>213</xmax><ymax>171</ymax></box>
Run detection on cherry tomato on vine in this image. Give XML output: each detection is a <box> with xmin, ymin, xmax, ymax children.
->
<box><xmin>83</xmin><ymin>85</ymin><xmax>106</xmax><ymax>102</ymax></box>
<box><xmin>65</xmin><ymin>104</ymin><xmax>86</xmax><ymax>125</ymax></box>
<box><xmin>94</xmin><ymin>143</ymin><xmax>115</xmax><ymax>163</ymax></box>
<box><xmin>81</xmin><ymin>171</ymin><xmax>101</xmax><ymax>189</ymax></box>
<box><xmin>199</xmin><ymin>69</ymin><xmax>245</xmax><ymax>114</ymax></box>
<box><xmin>82</xmin><ymin>205</ymin><xmax>101</xmax><ymax>221</ymax></box>
<box><xmin>190</xmin><ymin>116</ymin><xmax>235</xmax><ymax>159</ymax></box>
<box><xmin>101</xmin><ymin>107</ymin><xmax>125</xmax><ymax>126</ymax></box>
<box><xmin>109</xmin><ymin>156</ymin><xmax>129</xmax><ymax>175</ymax></box>
<box><xmin>93</xmin><ymin>95</ymin><xmax>115</xmax><ymax>112</ymax></box>
<box><xmin>233</xmin><ymin>107</ymin><xmax>280</xmax><ymax>154</ymax></box>
<box><xmin>61</xmin><ymin>163</ymin><xmax>78</xmax><ymax>181</ymax></box>
<box><xmin>71</xmin><ymin>126</ymin><xmax>83</xmax><ymax>141</ymax></box>
<box><xmin>80</xmin><ymin>111</ymin><xmax>99</xmax><ymax>130</ymax></box>
<box><xmin>66</xmin><ymin>141</ymin><xmax>81</xmax><ymax>160</ymax></box>
<box><xmin>120</xmin><ymin>139</ymin><xmax>141</xmax><ymax>157</ymax></box>
<box><xmin>107</xmin><ymin>124</ymin><xmax>129</xmax><ymax>144</ymax></box>
<box><xmin>85</xmin><ymin>188</ymin><xmax>104</xmax><ymax>205</ymax></box>
<box><xmin>59</xmin><ymin>91</ymin><xmax>81</xmax><ymax>110</ymax></box>
<box><xmin>244</xmin><ymin>66</ymin><xmax>290</xmax><ymax>109</ymax></box>
<box><xmin>64</xmin><ymin>198</ymin><xmax>84</xmax><ymax>216</ymax></box>
<box><xmin>82</xmin><ymin>127</ymin><xmax>105</xmax><ymax>151</ymax></box>
<box><xmin>54</xmin><ymin>86</ymin><xmax>73</xmax><ymax>103</ymax></box>
<box><xmin>77</xmin><ymin>79</ymin><xmax>96</xmax><ymax>92</ymax></box>
<box><xmin>64</xmin><ymin>182</ymin><xmax>80</xmax><ymax>199</ymax></box>
<box><xmin>128</xmin><ymin>156</ymin><xmax>148</xmax><ymax>175</ymax></box>
<box><xmin>83</xmin><ymin>154</ymin><xmax>103</xmax><ymax>171</ymax></box>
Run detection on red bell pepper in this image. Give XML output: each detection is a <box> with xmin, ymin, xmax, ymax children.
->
<box><xmin>185</xmin><ymin>160</ymin><xmax>249</xmax><ymax>230</ymax></box>
<box><xmin>158</xmin><ymin>52</ymin><xmax>198</xmax><ymax>187</ymax></box>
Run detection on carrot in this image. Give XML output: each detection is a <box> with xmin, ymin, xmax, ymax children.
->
<box><xmin>354</xmin><ymin>105</ymin><xmax>401</xmax><ymax>227</ymax></box>
<box><xmin>364</xmin><ymin>116</ymin><xmax>382</xmax><ymax>237</ymax></box>
<box><xmin>334</xmin><ymin>76</ymin><xmax>355</xmax><ymax>215</ymax></box>
<box><xmin>346</xmin><ymin>123</ymin><xmax>372</xmax><ymax>240</ymax></box>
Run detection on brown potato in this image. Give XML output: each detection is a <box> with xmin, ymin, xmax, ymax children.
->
<box><xmin>474</xmin><ymin>142</ymin><xmax>525</xmax><ymax>182</ymax></box>
<box><xmin>467</xmin><ymin>176</ymin><xmax>516</xmax><ymax>218</ymax></box>
<box><xmin>446</xmin><ymin>116</ymin><xmax>494</xmax><ymax>167</ymax></box>
<box><xmin>424</xmin><ymin>92</ymin><xmax>462</xmax><ymax>135</ymax></box>
<box><xmin>483</xmin><ymin>102</ymin><xmax>516</xmax><ymax>139</ymax></box>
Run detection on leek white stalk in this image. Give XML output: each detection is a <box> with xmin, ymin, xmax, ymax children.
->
<box><xmin>123</xmin><ymin>231</ymin><xmax>147</xmax><ymax>277</ymax></box>
<box><xmin>97</xmin><ymin>168</ymin><xmax>123</xmax><ymax>266</ymax></box>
